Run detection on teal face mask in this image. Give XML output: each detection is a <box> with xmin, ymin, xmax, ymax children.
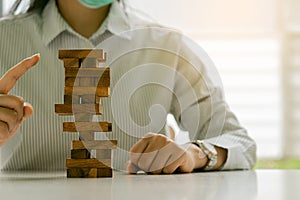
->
<box><xmin>78</xmin><ymin>0</ymin><xmax>115</xmax><ymax>9</ymax></box>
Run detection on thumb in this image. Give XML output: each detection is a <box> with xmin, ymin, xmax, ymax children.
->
<box><xmin>23</xmin><ymin>102</ymin><xmax>34</xmax><ymax>118</ymax></box>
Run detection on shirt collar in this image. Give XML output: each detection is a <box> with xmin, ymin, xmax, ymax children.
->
<box><xmin>42</xmin><ymin>0</ymin><xmax>131</xmax><ymax>46</ymax></box>
<box><xmin>41</xmin><ymin>0</ymin><xmax>69</xmax><ymax>46</ymax></box>
<box><xmin>97</xmin><ymin>1</ymin><xmax>131</xmax><ymax>40</ymax></box>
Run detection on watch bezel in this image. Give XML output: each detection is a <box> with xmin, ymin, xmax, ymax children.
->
<box><xmin>192</xmin><ymin>140</ymin><xmax>218</xmax><ymax>170</ymax></box>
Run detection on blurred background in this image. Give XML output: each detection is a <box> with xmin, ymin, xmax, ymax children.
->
<box><xmin>1</xmin><ymin>0</ymin><xmax>299</xmax><ymax>168</ymax></box>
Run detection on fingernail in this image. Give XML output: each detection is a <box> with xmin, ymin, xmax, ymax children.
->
<box><xmin>31</xmin><ymin>53</ymin><xmax>40</xmax><ymax>59</ymax></box>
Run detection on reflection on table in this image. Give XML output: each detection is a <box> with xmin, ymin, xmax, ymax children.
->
<box><xmin>1</xmin><ymin>170</ymin><xmax>299</xmax><ymax>200</ymax></box>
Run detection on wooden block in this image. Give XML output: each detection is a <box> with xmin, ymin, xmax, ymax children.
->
<box><xmin>71</xmin><ymin>149</ymin><xmax>91</xmax><ymax>159</ymax></box>
<box><xmin>64</xmin><ymin>87</ymin><xmax>110</xmax><ymax>97</ymax></box>
<box><xmin>65</xmin><ymin>77</ymin><xmax>80</xmax><ymax>87</ymax></box>
<box><xmin>81</xmin><ymin>58</ymin><xmax>99</xmax><ymax>68</ymax></box>
<box><xmin>65</xmin><ymin>77</ymin><xmax>110</xmax><ymax>87</ymax></box>
<box><xmin>97</xmin><ymin>168</ymin><xmax>113</xmax><ymax>177</ymax></box>
<box><xmin>97</xmin><ymin>159</ymin><xmax>111</xmax><ymax>168</ymax></box>
<box><xmin>55</xmin><ymin>104</ymin><xmax>103</xmax><ymax>115</ymax></box>
<box><xmin>79</xmin><ymin>132</ymin><xmax>95</xmax><ymax>141</ymax></box>
<box><xmin>64</xmin><ymin>95</ymin><xmax>80</xmax><ymax>104</ymax></box>
<box><xmin>63</xmin><ymin>122</ymin><xmax>112</xmax><ymax>132</ymax></box>
<box><xmin>96</xmin><ymin>96</ymin><xmax>101</xmax><ymax>104</ymax></box>
<box><xmin>74</xmin><ymin>113</ymin><xmax>95</xmax><ymax>140</ymax></box>
<box><xmin>74</xmin><ymin>113</ymin><xmax>93</xmax><ymax>122</ymax></box>
<box><xmin>67</xmin><ymin>168</ymin><xmax>112</xmax><ymax>178</ymax></box>
<box><xmin>80</xmin><ymin>94</ymin><xmax>101</xmax><ymax>104</ymax></box>
<box><xmin>64</xmin><ymin>67</ymin><xmax>110</xmax><ymax>88</ymax></box>
<box><xmin>59</xmin><ymin>49</ymin><xmax>106</xmax><ymax>60</ymax></box>
<box><xmin>96</xmin><ymin>77</ymin><xmax>110</xmax><ymax>87</ymax></box>
<box><xmin>92</xmin><ymin>150</ymin><xmax>112</xmax><ymax>168</ymax></box>
<box><xmin>72</xmin><ymin>140</ymin><xmax>117</xmax><ymax>150</ymax></box>
<box><xmin>79</xmin><ymin>77</ymin><xmax>96</xmax><ymax>87</ymax></box>
<box><xmin>63</xmin><ymin>95</ymin><xmax>101</xmax><ymax>104</ymax></box>
<box><xmin>65</xmin><ymin>67</ymin><xmax>110</xmax><ymax>78</ymax></box>
<box><xmin>67</xmin><ymin>168</ymin><xmax>98</xmax><ymax>178</ymax></box>
<box><xmin>62</xmin><ymin>58</ymin><xmax>80</xmax><ymax>68</ymax></box>
<box><xmin>95</xmin><ymin>149</ymin><xmax>112</xmax><ymax>159</ymax></box>
<box><xmin>66</xmin><ymin>158</ymin><xmax>111</xmax><ymax>168</ymax></box>
<box><xmin>89</xmin><ymin>168</ymin><xmax>98</xmax><ymax>178</ymax></box>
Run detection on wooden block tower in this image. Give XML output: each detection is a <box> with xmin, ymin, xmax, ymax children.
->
<box><xmin>55</xmin><ymin>49</ymin><xmax>117</xmax><ymax>178</ymax></box>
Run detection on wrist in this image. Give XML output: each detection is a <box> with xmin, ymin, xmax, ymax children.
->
<box><xmin>189</xmin><ymin>140</ymin><xmax>220</xmax><ymax>170</ymax></box>
<box><xmin>183</xmin><ymin>143</ymin><xmax>209</xmax><ymax>170</ymax></box>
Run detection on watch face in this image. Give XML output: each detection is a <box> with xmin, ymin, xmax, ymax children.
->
<box><xmin>203</xmin><ymin>141</ymin><xmax>218</xmax><ymax>170</ymax></box>
<box><xmin>203</xmin><ymin>141</ymin><xmax>217</xmax><ymax>155</ymax></box>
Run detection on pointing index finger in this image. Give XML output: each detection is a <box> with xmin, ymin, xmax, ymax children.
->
<box><xmin>0</xmin><ymin>54</ymin><xmax>40</xmax><ymax>94</ymax></box>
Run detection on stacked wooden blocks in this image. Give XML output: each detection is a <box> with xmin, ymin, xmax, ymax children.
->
<box><xmin>55</xmin><ymin>49</ymin><xmax>117</xmax><ymax>178</ymax></box>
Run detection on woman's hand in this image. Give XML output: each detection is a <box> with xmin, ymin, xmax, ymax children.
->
<box><xmin>0</xmin><ymin>54</ymin><xmax>40</xmax><ymax>147</ymax></box>
<box><xmin>127</xmin><ymin>132</ymin><xmax>208</xmax><ymax>174</ymax></box>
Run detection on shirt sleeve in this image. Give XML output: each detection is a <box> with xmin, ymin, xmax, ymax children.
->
<box><xmin>170</xmin><ymin>34</ymin><xmax>257</xmax><ymax>170</ymax></box>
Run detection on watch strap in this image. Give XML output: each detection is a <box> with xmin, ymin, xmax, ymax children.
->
<box><xmin>191</xmin><ymin>140</ymin><xmax>218</xmax><ymax>170</ymax></box>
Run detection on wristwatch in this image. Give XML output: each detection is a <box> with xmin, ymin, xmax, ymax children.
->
<box><xmin>191</xmin><ymin>140</ymin><xmax>218</xmax><ymax>170</ymax></box>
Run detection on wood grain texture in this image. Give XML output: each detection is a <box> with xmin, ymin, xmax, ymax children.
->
<box><xmin>80</xmin><ymin>94</ymin><xmax>101</xmax><ymax>104</ymax></box>
<box><xmin>72</xmin><ymin>140</ymin><xmax>117</xmax><ymax>150</ymax></box>
<box><xmin>55</xmin><ymin>104</ymin><xmax>102</xmax><ymax>115</ymax></box>
<box><xmin>59</xmin><ymin>49</ymin><xmax>106</xmax><ymax>60</ymax></box>
<box><xmin>74</xmin><ymin>114</ymin><xmax>95</xmax><ymax>141</ymax></box>
<box><xmin>65</xmin><ymin>77</ymin><xmax>110</xmax><ymax>87</ymax></box>
<box><xmin>63</xmin><ymin>95</ymin><xmax>80</xmax><ymax>104</ymax></box>
<box><xmin>67</xmin><ymin>168</ymin><xmax>98</xmax><ymax>178</ymax></box>
<box><xmin>81</xmin><ymin>58</ymin><xmax>98</xmax><ymax>68</ymax></box>
<box><xmin>63</xmin><ymin>95</ymin><xmax>101</xmax><ymax>104</ymax></box>
<box><xmin>65</xmin><ymin>67</ymin><xmax>110</xmax><ymax>79</ymax></box>
<box><xmin>79</xmin><ymin>132</ymin><xmax>95</xmax><ymax>141</ymax></box>
<box><xmin>97</xmin><ymin>168</ymin><xmax>113</xmax><ymax>177</ymax></box>
<box><xmin>64</xmin><ymin>87</ymin><xmax>110</xmax><ymax>97</ymax></box>
<box><xmin>95</xmin><ymin>149</ymin><xmax>112</xmax><ymax>159</ymax></box>
<box><xmin>63</xmin><ymin>122</ymin><xmax>112</xmax><ymax>132</ymax></box>
<box><xmin>62</xmin><ymin>58</ymin><xmax>80</xmax><ymax>68</ymax></box>
<box><xmin>79</xmin><ymin>77</ymin><xmax>96</xmax><ymax>87</ymax></box>
<box><xmin>65</xmin><ymin>77</ymin><xmax>80</xmax><ymax>87</ymax></box>
<box><xmin>96</xmin><ymin>77</ymin><xmax>110</xmax><ymax>87</ymax></box>
<box><xmin>67</xmin><ymin>167</ymin><xmax>112</xmax><ymax>178</ymax></box>
<box><xmin>71</xmin><ymin>149</ymin><xmax>91</xmax><ymax>159</ymax></box>
<box><xmin>66</xmin><ymin>158</ymin><xmax>111</xmax><ymax>168</ymax></box>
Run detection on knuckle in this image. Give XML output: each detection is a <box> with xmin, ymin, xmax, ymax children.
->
<box><xmin>155</xmin><ymin>134</ymin><xmax>166</xmax><ymax>140</ymax></box>
<box><xmin>128</xmin><ymin>151</ymin><xmax>139</xmax><ymax>161</ymax></box>
<box><xmin>137</xmin><ymin>159</ymin><xmax>150</xmax><ymax>172</ymax></box>
<box><xmin>9</xmin><ymin>95</ymin><xmax>24</xmax><ymax>105</ymax></box>
<box><xmin>181</xmin><ymin>150</ymin><xmax>188</xmax><ymax>158</ymax></box>
<box><xmin>1</xmin><ymin>95</ymin><xmax>24</xmax><ymax>108</ymax></box>
<box><xmin>1</xmin><ymin>87</ymin><xmax>9</xmax><ymax>94</ymax></box>
<box><xmin>143</xmin><ymin>132</ymin><xmax>155</xmax><ymax>139</ymax></box>
<box><xmin>0</xmin><ymin>110</ymin><xmax>19</xmax><ymax>132</ymax></box>
<box><xmin>11</xmin><ymin>110</ymin><xmax>18</xmax><ymax>119</ymax></box>
<box><xmin>15</xmin><ymin>95</ymin><xmax>24</xmax><ymax>104</ymax></box>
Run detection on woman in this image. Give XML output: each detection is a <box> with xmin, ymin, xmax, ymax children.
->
<box><xmin>0</xmin><ymin>0</ymin><xmax>256</xmax><ymax>173</ymax></box>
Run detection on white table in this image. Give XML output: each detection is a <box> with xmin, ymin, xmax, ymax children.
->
<box><xmin>0</xmin><ymin>170</ymin><xmax>299</xmax><ymax>200</ymax></box>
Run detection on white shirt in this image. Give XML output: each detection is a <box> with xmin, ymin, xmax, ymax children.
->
<box><xmin>0</xmin><ymin>0</ymin><xmax>256</xmax><ymax>171</ymax></box>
